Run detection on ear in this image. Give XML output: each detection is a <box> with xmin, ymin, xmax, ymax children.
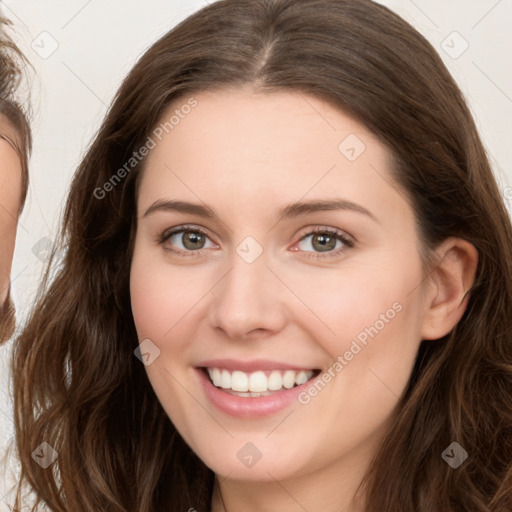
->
<box><xmin>421</xmin><ymin>237</ymin><xmax>479</xmax><ymax>340</ymax></box>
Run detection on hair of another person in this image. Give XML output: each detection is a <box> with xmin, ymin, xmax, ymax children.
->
<box><xmin>0</xmin><ymin>16</ymin><xmax>32</xmax><ymax>345</ymax></box>
<box><xmin>11</xmin><ymin>1</ymin><xmax>512</xmax><ymax>511</ymax></box>
<box><xmin>0</xmin><ymin>17</ymin><xmax>31</xmax><ymax>210</ymax></box>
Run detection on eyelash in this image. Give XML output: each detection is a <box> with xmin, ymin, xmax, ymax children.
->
<box><xmin>157</xmin><ymin>224</ymin><xmax>355</xmax><ymax>259</ymax></box>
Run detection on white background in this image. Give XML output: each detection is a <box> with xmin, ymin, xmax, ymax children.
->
<box><xmin>1</xmin><ymin>0</ymin><xmax>511</xmax><ymax>508</ymax></box>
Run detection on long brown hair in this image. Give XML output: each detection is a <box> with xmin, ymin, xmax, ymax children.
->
<box><xmin>0</xmin><ymin>16</ymin><xmax>32</xmax><ymax>344</ymax></box>
<box><xmin>11</xmin><ymin>0</ymin><xmax>512</xmax><ymax>510</ymax></box>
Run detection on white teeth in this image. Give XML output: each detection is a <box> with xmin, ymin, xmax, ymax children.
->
<box><xmin>211</xmin><ymin>368</ymin><xmax>222</xmax><ymax>387</ymax></box>
<box><xmin>295</xmin><ymin>371</ymin><xmax>309</xmax><ymax>385</ymax></box>
<box><xmin>206</xmin><ymin>367</ymin><xmax>315</xmax><ymax>393</ymax></box>
<box><xmin>282</xmin><ymin>370</ymin><xmax>296</xmax><ymax>389</ymax></box>
<box><xmin>248</xmin><ymin>371</ymin><xmax>268</xmax><ymax>392</ymax></box>
<box><xmin>268</xmin><ymin>370</ymin><xmax>283</xmax><ymax>391</ymax></box>
<box><xmin>231</xmin><ymin>371</ymin><xmax>249</xmax><ymax>392</ymax></box>
<box><xmin>220</xmin><ymin>369</ymin><xmax>231</xmax><ymax>389</ymax></box>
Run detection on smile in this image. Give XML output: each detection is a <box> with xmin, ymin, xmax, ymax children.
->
<box><xmin>204</xmin><ymin>367</ymin><xmax>319</xmax><ymax>396</ymax></box>
<box><xmin>196</xmin><ymin>361</ymin><xmax>322</xmax><ymax>418</ymax></box>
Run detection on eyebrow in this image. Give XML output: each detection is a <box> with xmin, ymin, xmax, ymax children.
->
<box><xmin>143</xmin><ymin>198</ymin><xmax>377</xmax><ymax>223</ymax></box>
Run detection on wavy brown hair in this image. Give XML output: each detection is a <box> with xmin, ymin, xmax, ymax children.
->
<box><xmin>0</xmin><ymin>16</ymin><xmax>32</xmax><ymax>344</ymax></box>
<box><xmin>11</xmin><ymin>0</ymin><xmax>512</xmax><ymax>510</ymax></box>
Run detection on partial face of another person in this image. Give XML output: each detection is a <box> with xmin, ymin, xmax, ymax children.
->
<box><xmin>129</xmin><ymin>89</ymin><xmax>450</xmax><ymax>482</ymax></box>
<box><xmin>0</xmin><ymin>118</ymin><xmax>22</xmax><ymax>333</ymax></box>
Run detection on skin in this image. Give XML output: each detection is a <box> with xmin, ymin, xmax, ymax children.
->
<box><xmin>130</xmin><ymin>88</ymin><xmax>478</xmax><ymax>512</ymax></box>
<box><xmin>0</xmin><ymin>118</ymin><xmax>22</xmax><ymax>315</ymax></box>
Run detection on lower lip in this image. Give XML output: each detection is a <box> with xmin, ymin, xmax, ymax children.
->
<box><xmin>196</xmin><ymin>368</ymin><xmax>317</xmax><ymax>418</ymax></box>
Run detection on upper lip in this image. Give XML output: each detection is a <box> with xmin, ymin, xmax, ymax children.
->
<box><xmin>196</xmin><ymin>359</ymin><xmax>319</xmax><ymax>373</ymax></box>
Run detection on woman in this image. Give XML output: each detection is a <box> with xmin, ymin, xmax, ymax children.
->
<box><xmin>11</xmin><ymin>0</ymin><xmax>512</xmax><ymax>511</ymax></box>
<box><xmin>0</xmin><ymin>18</ymin><xmax>31</xmax><ymax>345</ymax></box>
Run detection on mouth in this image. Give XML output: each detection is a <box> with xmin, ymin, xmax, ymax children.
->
<box><xmin>199</xmin><ymin>367</ymin><xmax>322</xmax><ymax>398</ymax></box>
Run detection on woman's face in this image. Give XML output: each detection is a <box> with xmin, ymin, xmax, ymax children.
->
<box><xmin>130</xmin><ymin>89</ymin><xmax>432</xmax><ymax>483</ymax></box>
<box><xmin>0</xmin><ymin>121</ymin><xmax>22</xmax><ymax>313</ymax></box>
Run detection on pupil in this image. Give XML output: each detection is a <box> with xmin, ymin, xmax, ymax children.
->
<box><xmin>314</xmin><ymin>234</ymin><xmax>336</xmax><ymax>252</ymax></box>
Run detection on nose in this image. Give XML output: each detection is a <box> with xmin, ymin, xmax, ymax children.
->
<box><xmin>207</xmin><ymin>250</ymin><xmax>288</xmax><ymax>340</ymax></box>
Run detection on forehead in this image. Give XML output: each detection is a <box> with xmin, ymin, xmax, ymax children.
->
<box><xmin>138</xmin><ymin>89</ymin><xmax>406</xmax><ymax>223</ymax></box>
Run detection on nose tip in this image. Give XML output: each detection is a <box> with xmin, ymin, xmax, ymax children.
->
<box><xmin>207</xmin><ymin>256</ymin><xmax>287</xmax><ymax>340</ymax></box>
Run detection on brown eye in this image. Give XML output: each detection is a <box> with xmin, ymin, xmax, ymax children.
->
<box><xmin>159</xmin><ymin>227</ymin><xmax>217</xmax><ymax>254</ymax></box>
<box><xmin>181</xmin><ymin>231</ymin><xmax>206</xmax><ymax>250</ymax></box>
<box><xmin>311</xmin><ymin>233</ymin><xmax>337</xmax><ymax>252</ymax></box>
<box><xmin>295</xmin><ymin>228</ymin><xmax>354</xmax><ymax>257</ymax></box>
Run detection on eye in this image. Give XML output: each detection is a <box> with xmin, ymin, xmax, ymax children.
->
<box><xmin>158</xmin><ymin>225</ymin><xmax>217</xmax><ymax>255</ymax></box>
<box><xmin>293</xmin><ymin>227</ymin><xmax>354</xmax><ymax>258</ymax></box>
<box><xmin>157</xmin><ymin>225</ymin><xmax>353</xmax><ymax>259</ymax></box>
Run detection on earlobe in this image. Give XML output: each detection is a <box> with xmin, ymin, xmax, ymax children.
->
<box><xmin>420</xmin><ymin>237</ymin><xmax>479</xmax><ymax>341</ymax></box>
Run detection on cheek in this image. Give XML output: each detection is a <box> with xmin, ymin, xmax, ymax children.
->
<box><xmin>130</xmin><ymin>262</ymin><xmax>168</xmax><ymax>340</ymax></box>
<box><xmin>285</xmin><ymin>248</ymin><xmax>425</xmax><ymax>404</ymax></box>
<box><xmin>286</xmin><ymin>268</ymin><xmax>423</xmax><ymax>465</ymax></box>
<box><xmin>130</xmin><ymin>245</ymin><xmax>204</xmax><ymax>340</ymax></box>
<box><xmin>288</xmin><ymin>253</ymin><xmax>422</xmax><ymax>345</ymax></box>
<box><xmin>129</xmin><ymin>247</ymin><xmax>204</xmax><ymax>420</ymax></box>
